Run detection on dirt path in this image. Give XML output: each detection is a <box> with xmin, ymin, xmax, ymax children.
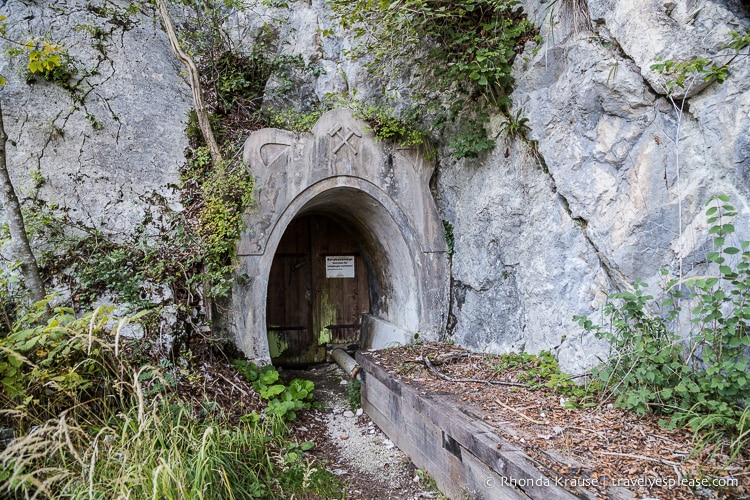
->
<box><xmin>285</xmin><ymin>363</ymin><xmax>442</xmax><ymax>499</ymax></box>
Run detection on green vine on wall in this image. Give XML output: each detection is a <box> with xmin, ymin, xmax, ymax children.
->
<box><xmin>183</xmin><ymin>147</ymin><xmax>255</xmax><ymax>298</ymax></box>
<box><xmin>329</xmin><ymin>0</ymin><xmax>534</xmax><ymax>108</ymax></box>
<box><xmin>650</xmin><ymin>28</ymin><xmax>750</xmax><ymax>95</ymax></box>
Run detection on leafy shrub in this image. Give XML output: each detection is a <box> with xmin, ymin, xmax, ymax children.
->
<box><xmin>263</xmin><ymin>107</ymin><xmax>325</xmax><ymax>132</ymax></box>
<box><xmin>330</xmin><ymin>0</ymin><xmax>535</xmax><ymax>108</ymax></box>
<box><xmin>448</xmin><ymin>118</ymin><xmax>495</xmax><ymax>159</ymax></box>
<box><xmin>577</xmin><ymin>195</ymin><xmax>750</xmax><ymax>441</ymax></box>
<box><xmin>233</xmin><ymin>360</ymin><xmax>316</xmax><ymax>421</ymax></box>
<box><xmin>328</xmin><ymin>0</ymin><xmax>536</xmax><ymax>160</ymax></box>
<box><xmin>577</xmin><ymin>280</ymin><xmax>687</xmax><ymax>414</ymax></box>
<box><xmin>175</xmin><ymin>146</ymin><xmax>256</xmax><ymax>298</ymax></box>
<box><xmin>71</xmin><ymin>242</ymin><xmax>148</xmax><ymax>305</ymax></box>
<box><xmin>493</xmin><ymin>350</ymin><xmax>592</xmax><ymax>404</ymax></box>
<box><xmin>213</xmin><ymin>49</ymin><xmax>275</xmax><ymax>114</ymax></box>
<box><xmin>349</xmin><ymin>102</ymin><xmax>427</xmax><ymax>147</ymax></box>
<box><xmin>0</xmin><ymin>302</ymin><xmax>141</xmax><ymax>429</ymax></box>
<box><xmin>196</xmin><ymin>156</ymin><xmax>255</xmax><ymax>297</ymax></box>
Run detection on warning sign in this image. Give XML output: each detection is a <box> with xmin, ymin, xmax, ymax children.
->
<box><xmin>326</xmin><ymin>256</ymin><xmax>355</xmax><ymax>278</ymax></box>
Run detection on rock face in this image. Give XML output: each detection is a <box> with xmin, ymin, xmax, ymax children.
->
<box><xmin>2</xmin><ymin>0</ymin><xmax>748</xmax><ymax>374</ymax></box>
<box><xmin>502</xmin><ymin>0</ymin><xmax>750</xmax><ymax>371</ymax></box>
<box><xmin>229</xmin><ymin>0</ymin><xmax>750</xmax><ymax>373</ymax></box>
<box><xmin>0</xmin><ymin>0</ymin><xmax>190</xmax><ymax>237</ymax></box>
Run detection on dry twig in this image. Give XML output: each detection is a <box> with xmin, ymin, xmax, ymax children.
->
<box><xmin>595</xmin><ymin>450</ymin><xmax>681</xmax><ymax>467</ymax></box>
<box><xmin>495</xmin><ymin>398</ymin><xmax>545</xmax><ymax>425</ymax></box>
<box><xmin>423</xmin><ymin>356</ymin><xmax>528</xmax><ymax>388</ymax></box>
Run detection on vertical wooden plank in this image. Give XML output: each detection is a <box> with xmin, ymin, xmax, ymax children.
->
<box><xmin>311</xmin><ymin>215</ymin><xmax>370</xmax><ymax>346</ymax></box>
<box><xmin>269</xmin><ymin>214</ymin><xmax>372</xmax><ymax>364</ymax></box>
<box><xmin>267</xmin><ymin>216</ymin><xmax>315</xmax><ymax>364</ymax></box>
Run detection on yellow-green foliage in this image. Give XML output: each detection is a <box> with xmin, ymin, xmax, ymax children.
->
<box><xmin>2</xmin><ymin>16</ymin><xmax>62</xmax><ymax>87</ymax></box>
<box><xmin>200</xmin><ymin>159</ymin><xmax>255</xmax><ymax>254</ymax></box>
<box><xmin>0</xmin><ymin>302</ymin><xmax>146</xmax><ymax>428</ymax></box>
<box><xmin>25</xmin><ymin>40</ymin><xmax>64</xmax><ymax>74</ymax></box>
<box><xmin>264</xmin><ymin>107</ymin><xmax>325</xmax><ymax>133</ymax></box>
<box><xmin>181</xmin><ymin>146</ymin><xmax>255</xmax><ymax>297</ymax></box>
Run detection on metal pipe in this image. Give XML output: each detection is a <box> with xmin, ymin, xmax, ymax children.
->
<box><xmin>331</xmin><ymin>348</ymin><xmax>361</xmax><ymax>379</ymax></box>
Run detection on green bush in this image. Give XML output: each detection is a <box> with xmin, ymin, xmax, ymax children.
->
<box><xmin>329</xmin><ymin>0</ymin><xmax>536</xmax><ymax>160</ymax></box>
<box><xmin>350</xmin><ymin>102</ymin><xmax>427</xmax><ymax>147</ymax></box>
<box><xmin>330</xmin><ymin>0</ymin><xmax>534</xmax><ymax>108</ymax></box>
<box><xmin>263</xmin><ymin>107</ymin><xmax>325</xmax><ymax>132</ymax></box>
<box><xmin>577</xmin><ymin>195</ymin><xmax>750</xmax><ymax>442</ymax></box>
<box><xmin>448</xmin><ymin>118</ymin><xmax>495</xmax><ymax>159</ymax></box>
<box><xmin>577</xmin><ymin>280</ymin><xmax>688</xmax><ymax>414</ymax></box>
<box><xmin>181</xmin><ymin>149</ymin><xmax>255</xmax><ymax>298</ymax></box>
<box><xmin>233</xmin><ymin>360</ymin><xmax>316</xmax><ymax>421</ymax></box>
<box><xmin>492</xmin><ymin>350</ymin><xmax>593</xmax><ymax>404</ymax></box>
<box><xmin>0</xmin><ymin>302</ymin><xmax>146</xmax><ymax>429</ymax></box>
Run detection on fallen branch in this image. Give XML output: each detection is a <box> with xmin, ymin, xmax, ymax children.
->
<box><xmin>423</xmin><ymin>356</ymin><xmax>528</xmax><ymax>388</ymax></box>
<box><xmin>217</xmin><ymin>373</ymin><xmax>248</xmax><ymax>397</ymax></box>
<box><xmin>495</xmin><ymin>398</ymin><xmax>545</xmax><ymax>424</ymax></box>
<box><xmin>404</xmin><ymin>352</ymin><xmax>469</xmax><ymax>366</ymax></box>
<box><xmin>595</xmin><ymin>451</ymin><xmax>681</xmax><ymax>467</ymax></box>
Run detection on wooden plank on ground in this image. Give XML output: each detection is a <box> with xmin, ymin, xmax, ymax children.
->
<box><xmin>358</xmin><ymin>352</ymin><xmax>613</xmax><ymax>500</ymax></box>
<box><xmin>363</xmin><ymin>381</ymin><xmax>531</xmax><ymax>500</ymax></box>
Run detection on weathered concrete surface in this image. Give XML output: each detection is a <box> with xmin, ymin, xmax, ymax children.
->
<box><xmin>221</xmin><ymin>109</ymin><xmax>449</xmax><ymax>363</ymax></box>
<box><xmin>0</xmin><ymin>0</ymin><xmax>190</xmax><ymax>237</ymax></box>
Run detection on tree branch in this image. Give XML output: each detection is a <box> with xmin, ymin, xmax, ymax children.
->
<box><xmin>156</xmin><ymin>0</ymin><xmax>223</xmax><ymax>164</ymax></box>
<box><xmin>423</xmin><ymin>355</ymin><xmax>529</xmax><ymax>388</ymax></box>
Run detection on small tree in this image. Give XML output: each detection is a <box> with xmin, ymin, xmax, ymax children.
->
<box><xmin>0</xmin><ymin>15</ymin><xmax>48</xmax><ymax>303</ymax></box>
<box><xmin>0</xmin><ymin>101</ymin><xmax>46</xmax><ymax>303</ymax></box>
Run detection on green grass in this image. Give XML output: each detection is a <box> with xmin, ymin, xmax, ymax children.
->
<box><xmin>0</xmin><ymin>305</ymin><xmax>345</xmax><ymax>499</ymax></box>
<box><xmin>1</xmin><ymin>395</ymin><xmax>345</xmax><ymax>499</ymax></box>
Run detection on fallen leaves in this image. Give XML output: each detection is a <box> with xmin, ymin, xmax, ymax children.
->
<box><xmin>367</xmin><ymin>343</ymin><xmax>750</xmax><ymax>500</ymax></box>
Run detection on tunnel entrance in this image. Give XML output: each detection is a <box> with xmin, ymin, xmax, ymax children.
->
<box><xmin>266</xmin><ymin>214</ymin><xmax>370</xmax><ymax>366</ymax></box>
<box><xmin>221</xmin><ymin>109</ymin><xmax>449</xmax><ymax>366</ymax></box>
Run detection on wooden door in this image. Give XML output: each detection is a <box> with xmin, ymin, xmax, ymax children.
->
<box><xmin>267</xmin><ymin>215</ymin><xmax>369</xmax><ymax>366</ymax></box>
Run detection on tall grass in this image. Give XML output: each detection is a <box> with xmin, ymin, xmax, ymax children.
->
<box><xmin>2</xmin><ymin>398</ymin><xmax>339</xmax><ymax>498</ymax></box>
<box><xmin>0</xmin><ymin>304</ymin><xmax>345</xmax><ymax>499</ymax></box>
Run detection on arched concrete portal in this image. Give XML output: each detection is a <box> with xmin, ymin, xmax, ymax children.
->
<box><xmin>219</xmin><ymin>109</ymin><xmax>449</xmax><ymax>365</ymax></box>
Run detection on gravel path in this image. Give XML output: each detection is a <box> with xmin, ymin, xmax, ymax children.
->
<box><xmin>288</xmin><ymin>363</ymin><xmax>442</xmax><ymax>499</ymax></box>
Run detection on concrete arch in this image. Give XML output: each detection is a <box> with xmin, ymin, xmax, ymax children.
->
<box><xmin>218</xmin><ymin>109</ymin><xmax>449</xmax><ymax>365</ymax></box>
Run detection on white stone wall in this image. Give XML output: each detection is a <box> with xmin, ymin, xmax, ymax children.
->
<box><xmin>0</xmin><ymin>0</ymin><xmax>190</xmax><ymax>238</ymax></box>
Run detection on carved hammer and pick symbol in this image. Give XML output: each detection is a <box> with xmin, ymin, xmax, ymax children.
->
<box><xmin>328</xmin><ymin>125</ymin><xmax>362</xmax><ymax>155</ymax></box>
